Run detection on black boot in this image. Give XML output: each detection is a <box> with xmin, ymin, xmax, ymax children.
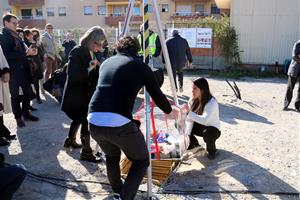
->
<box><xmin>80</xmin><ymin>135</ymin><xmax>102</xmax><ymax>163</ymax></box>
<box><xmin>0</xmin><ymin>137</ymin><xmax>9</xmax><ymax>146</ymax></box>
<box><xmin>187</xmin><ymin>134</ymin><xmax>200</xmax><ymax>150</ymax></box>
<box><xmin>0</xmin><ymin>117</ymin><xmax>16</xmax><ymax>140</ymax></box>
<box><xmin>64</xmin><ymin>122</ymin><xmax>82</xmax><ymax>149</ymax></box>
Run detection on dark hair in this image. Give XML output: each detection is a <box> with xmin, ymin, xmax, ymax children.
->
<box><xmin>191</xmin><ymin>77</ymin><xmax>212</xmax><ymax>115</ymax></box>
<box><xmin>23</xmin><ymin>29</ymin><xmax>32</xmax><ymax>38</ymax></box>
<box><xmin>31</xmin><ymin>28</ymin><xmax>40</xmax><ymax>41</ymax></box>
<box><xmin>2</xmin><ymin>13</ymin><xmax>18</xmax><ymax>26</ymax></box>
<box><xmin>116</xmin><ymin>36</ymin><xmax>140</xmax><ymax>56</ymax></box>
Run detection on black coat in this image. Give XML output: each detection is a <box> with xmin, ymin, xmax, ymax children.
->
<box><xmin>164</xmin><ymin>34</ymin><xmax>193</xmax><ymax>70</ymax></box>
<box><xmin>61</xmin><ymin>46</ymin><xmax>99</xmax><ymax>121</ymax></box>
<box><xmin>24</xmin><ymin>39</ymin><xmax>44</xmax><ymax>80</ymax></box>
<box><xmin>62</xmin><ymin>40</ymin><xmax>76</xmax><ymax>61</ymax></box>
<box><xmin>0</xmin><ymin>28</ymin><xmax>32</xmax><ymax>85</ymax></box>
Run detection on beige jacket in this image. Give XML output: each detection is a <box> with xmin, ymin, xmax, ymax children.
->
<box><xmin>41</xmin><ymin>32</ymin><xmax>57</xmax><ymax>60</ymax></box>
<box><xmin>0</xmin><ymin>45</ymin><xmax>12</xmax><ymax>115</ymax></box>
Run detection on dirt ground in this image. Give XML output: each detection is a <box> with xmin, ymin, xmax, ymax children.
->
<box><xmin>1</xmin><ymin>74</ymin><xmax>299</xmax><ymax>200</ymax></box>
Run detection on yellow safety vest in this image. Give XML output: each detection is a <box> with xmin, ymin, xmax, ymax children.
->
<box><xmin>137</xmin><ymin>33</ymin><xmax>158</xmax><ymax>56</ymax></box>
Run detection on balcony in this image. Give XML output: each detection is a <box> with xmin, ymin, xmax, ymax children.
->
<box><xmin>105</xmin><ymin>15</ymin><xmax>142</xmax><ymax>26</ymax></box>
<box><xmin>8</xmin><ymin>0</ymin><xmax>45</xmax><ymax>6</ymax></box>
<box><xmin>171</xmin><ymin>12</ymin><xmax>210</xmax><ymax>20</ymax></box>
<box><xmin>18</xmin><ymin>17</ymin><xmax>46</xmax><ymax>28</ymax></box>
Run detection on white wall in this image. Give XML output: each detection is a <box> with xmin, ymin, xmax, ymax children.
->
<box><xmin>231</xmin><ymin>0</ymin><xmax>300</xmax><ymax>64</ymax></box>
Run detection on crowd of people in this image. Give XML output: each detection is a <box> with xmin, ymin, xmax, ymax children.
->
<box><xmin>0</xmin><ymin>12</ymin><xmax>224</xmax><ymax>200</ymax></box>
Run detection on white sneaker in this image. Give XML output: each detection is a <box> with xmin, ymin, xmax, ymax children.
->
<box><xmin>179</xmin><ymin>87</ymin><xmax>183</xmax><ymax>93</ymax></box>
<box><xmin>113</xmin><ymin>193</ymin><xmax>122</xmax><ymax>200</ymax></box>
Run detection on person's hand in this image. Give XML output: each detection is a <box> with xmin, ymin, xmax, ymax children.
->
<box><xmin>181</xmin><ymin>103</ymin><xmax>190</xmax><ymax>113</ymax></box>
<box><xmin>187</xmin><ymin>62</ymin><xmax>193</xmax><ymax>69</ymax></box>
<box><xmin>169</xmin><ymin>108</ymin><xmax>179</xmax><ymax>119</ymax></box>
<box><xmin>2</xmin><ymin>72</ymin><xmax>10</xmax><ymax>83</ymax></box>
<box><xmin>88</xmin><ymin>59</ymin><xmax>99</xmax><ymax>72</ymax></box>
<box><xmin>26</xmin><ymin>45</ymin><xmax>38</xmax><ymax>56</ymax></box>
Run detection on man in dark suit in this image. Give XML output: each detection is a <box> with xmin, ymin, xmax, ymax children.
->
<box><xmin>0</xmin><ymin>13</ymin><xmax>39</xmax><ymax>127</ymax></box>
<box><xmin>283</xmin><ymin>40</ymin><xmax>300</xmax><ymax>112</ymax></box>
<box><xmin>165</xmin><ymin>29</ymin><xmax>193</xmax><ymax>92</ymax></box>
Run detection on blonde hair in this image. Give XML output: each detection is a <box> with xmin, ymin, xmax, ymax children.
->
<box><xmin>79</xmin><ymin>26</ymin><xmax>106</xmax><ymax>49</ymax></box>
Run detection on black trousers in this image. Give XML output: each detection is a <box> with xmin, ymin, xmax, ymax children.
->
<box><xmin>283</xmin><ymin>76</ymin><xmax>300</xmax><ymax>109</ymax></box>
<box><xmin>0</xmin><ymin>165</ymin><xmax>26</xmax><ymax>200</ymax></box>
<box><xmin>0</xmin><ymin>116</ymin><xmax>10</xmax><ymax>138</ymax></box>
<box><xmin>190</xmin><ymin>123</ymin><xmax>221</xmax><ymax>154</ymax></box>
<box><xmin>9</xmin><ymin>82</ymin><xmax>32</xmax><ymax>119</ymax></box>
<box><xmin>90</xmin><ymin>122</ymin><xmax>149</xmax><ymax>200</ymax></box>
<box><xmin>172</xmin><ymin>67</ymin><xmax>184</xmax><ymax>90</ymax></box>
<box><xmin>69</xmin><ymin>119</ymin><xmax>92</xmax><ymax>153</ymax></box>
<box><xmin>32</xmin><ymin>79</ymin><xmax>40</xmax><ymax>101</ymax></box>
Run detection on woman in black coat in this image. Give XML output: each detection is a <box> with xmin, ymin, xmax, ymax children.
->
<box><xmin>23</xmin><ymin>29</ymin><xmax>44</xmax><ymax>104</ymax></box>
<box><xmin>61</xmin><ymin>26</ymin><xmax>106</xmax><ymax>163</ymax></box>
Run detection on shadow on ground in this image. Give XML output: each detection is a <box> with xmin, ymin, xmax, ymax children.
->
<box><xmin>219</xmin><ymin>103</ymin><xmax>273</xmax><ymax>125</ymax></box>
<box><xmin>0</xmin><ymin>93</ymin><xmax>110</xmax><ymax>200</ymax></box>
<box><xmin>161</xmin><ymin>149</ymin><xmax>299</xmax><ymax>199</ymax></box>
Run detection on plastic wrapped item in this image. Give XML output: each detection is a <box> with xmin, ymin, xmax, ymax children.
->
<box><xmin>134</xmin><ymin>100</ymin><xmax>190</xmax><ymax>160</ymax></box>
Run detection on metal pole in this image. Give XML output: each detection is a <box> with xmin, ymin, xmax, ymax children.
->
<box><xmin>142</xmin><ymin>0</ymin><xmax>152</xmax><ymax>199</ymax></box>
<box><xmin>152</xmin><ymin>0</ymin><xmax>179</xmax><ymax>105</ymax></box>
<box><xmin>121</xmin><ymin>0</ymin><xmax>135</xmax><ymax>36</ymax></box>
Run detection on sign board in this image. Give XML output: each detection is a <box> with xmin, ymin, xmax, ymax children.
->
<box><xmin>167</xmin><ymin>28</ymin><xmax>212</xmax><ymax>48</ymax></box>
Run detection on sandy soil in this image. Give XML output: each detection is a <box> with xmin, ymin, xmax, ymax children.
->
<box><xmin>1</xmin><ymin>74</ymin><xmax>299</xmax><ymax>200</ymax></box>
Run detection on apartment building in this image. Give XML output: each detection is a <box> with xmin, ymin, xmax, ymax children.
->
<box><xmin>0</xmin><ymin>0</ymin><xmax>220</xmax><ymax>29</ymax></box>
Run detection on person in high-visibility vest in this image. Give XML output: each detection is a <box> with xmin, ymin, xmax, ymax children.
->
<box><xmin>137</xmin><ymin>25</ymin><xmax>164</xmax><ymax>87</ymax></box>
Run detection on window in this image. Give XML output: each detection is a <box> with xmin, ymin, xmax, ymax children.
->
<box><xmin>47</xmin><ymin>8</ymin><xmax>55</xmax><ymax>16</ymax></box>
<box><xmin>84</xmin><ymin>6</ymin><xmax>93</xmax><ymax>15</ymax></box>
<box><xmin>161</xmin><ymin>4</ymin><xmax>169</xmax><ymax>12</ymax></box>
<box><xmin>148</xmin><ymin>4</ymin><xmax>153</xmax><ymax>13</ymax></box>
<box><xmin>195</xmin><ymin>4</ymin><xmax>204</xmax><ymax>14</ymax></box>
<box><xmin>211</xmin><ymin>4</ymin><xmax>220</xmax><ymax>14</ymax></box>
<box><xmin>58</xmin><ymin>7</ymin><xmax>66</xmax><ymax>16</ymax></box>
<box><xmin>134</xmin><ymin>6</ymin><xmax>140</xmax><ymax>16</ymax></box>
<box><xmin>21</xmin><ymin>9</ymin><xmax>32</xmax><ymax>19</ymax></box>
<box><xmin>36</xmin><ymin>8</ymin><xmax>43</xmax><ymax>17</ymax></box>
<box><xmin>113</xmin><ymin>6</ymin><xmax>122</xmax><ymax>16</ymax></box>
<box><xmin>98</xmin><ymin>6</ymin><xmax>106</xmax><ymax>15</ymax></box>
<box><xmin>176</xmin><ymin>5</ymin><xmax>192</xmax><ymax>16</ymax></box>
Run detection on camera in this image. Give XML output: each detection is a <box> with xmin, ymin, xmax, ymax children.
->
<box><xmin>31</xmin><ymin>42</ymin><xmax>37</xmax><ymax>48</ymax></box>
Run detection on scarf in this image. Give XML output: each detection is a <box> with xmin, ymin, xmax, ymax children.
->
<box><xmin>2</xmin><ymin>28</ymin><xmax>24</xmax><ymax>52</ymax></box>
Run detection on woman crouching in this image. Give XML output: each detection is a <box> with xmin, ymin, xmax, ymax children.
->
<box><xmin>184</xmin><ymin>77</ymin><xmax>221</xmax><ymax>160</ymax></box>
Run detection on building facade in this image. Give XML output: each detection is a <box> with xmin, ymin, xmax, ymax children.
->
<box><xmin>0</xmin><ymin>0</ymin><xmax>220</xmax><ymax>29</ymax></box>
<box><xmin>230</xmin><ymin>0</ymin><xmax>300</xmax><ymax>65</ymax></box>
